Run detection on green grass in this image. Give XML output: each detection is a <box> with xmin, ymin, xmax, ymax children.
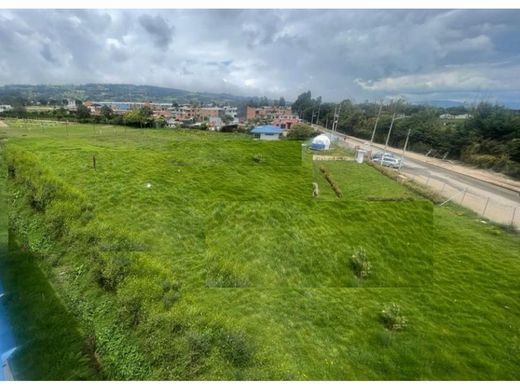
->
<box><xmin>0</xmin><ymin>149</ymin><xmax>99</xmax><ymax>380</ymax></box>
<box><xmin>1</xmin><ymin>118</ymin><xmax>519</xmax><ymax>380</ymax></box>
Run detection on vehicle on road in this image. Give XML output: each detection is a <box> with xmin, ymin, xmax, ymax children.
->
<box><xmin>371</xmin><ymin>152</ymin><xmax>396</xmax><ymax>160</ymax></box>
<box><xmin>372</xmin><ymin>155</ymin><xmax>402</xmax><ymax>169</ymax></box>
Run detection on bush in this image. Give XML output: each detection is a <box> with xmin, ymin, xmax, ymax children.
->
<box><xmin>186</xmin><ymin>331</ymin><xmax>213</xmax><ymax>363</ymax></box>
<box><xmin>119</xmin><ymin>295</ymin><xmax>142</xmax><ymax>328</ymax></box>
<box><xmin>218</xmin><ymin>329</ymin><xmax>253</xmax><ymax>367</ymax></box>
<box><xmin>350</xmin><ymin>247</ymin><xmax>372</xmax><ymax>279</ymax></box>
<box><xmin>286</xmin><ymin>123</ymin><xmax>318</xmax><ymax>140</ymax></box>
<box><xmin>380</xmin><ymin>303</ymin><xmax>407</xmax><ymax>331</ymax></box>
<box><xmin>161</xmin><ymin>279</ymin><xmax>182</xmax><ymax>309</ymax></box>
<box><xmin>96</xmin><ymin>255</ymin><xmax>131</xmax><ymax>291</ymax></box>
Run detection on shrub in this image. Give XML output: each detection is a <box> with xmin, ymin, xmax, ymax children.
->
<box><xmin>286</xmin><ymin>123</ymin><xmax>318</xmax><ymax>140</ymax></box>
<box><xmin>218</xmin><ymin>329</ymin><xmax>253</xmax><ymax>367</ymax></box>
<box><xmin>7</xmin><ymin>164</ymin><xmax>15</xmax><ymax>178</ymax></box>
<box><xmin>119</xmin><ymin>295</ymin><xmax>142</xmax><ymax>328</ymax></box>
<box><xmin>96</xmin><ymin>255</ymin><xmax>131</xmax><ymax>291</ymax></box>
<box><xmin>380</xmin><ymin>303</ymin><xmax>407</xmax><ymax>331</ymax></box>
<box><xmin>350</xmin><ymin>247</ymin><xmax>372</xmax><ymax>279</ymax></box>
<box><xmin>161</xmin><ymin>280</ymin><xmax>182</xmax><ymax>309</ymax></box>
<box><xmin>186</xmin><ymin>331</ymin><xmax>213</xmax><ymax>362</ymax></box>
<box><xmin>162</xmin><ymin>290</ymin><xmax>181</xmax><ymax>309</ymax></box>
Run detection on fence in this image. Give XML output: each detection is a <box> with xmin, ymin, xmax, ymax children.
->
<box><xmin>401</xmin><ymin>169</ymin><xmax>520</xmax><ymax>229</ymax></box>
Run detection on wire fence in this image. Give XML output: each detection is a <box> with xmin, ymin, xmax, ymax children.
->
<box><xmin>401</xmin><ymin>169</ymin><xmax>520</xmax><ymax>229</ymax></box>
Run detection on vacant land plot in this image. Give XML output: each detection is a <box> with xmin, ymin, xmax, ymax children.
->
<box><xmin>1</xmin><ymin>119</ymin><xmax>519</xmax><ymax>380</ymax></box>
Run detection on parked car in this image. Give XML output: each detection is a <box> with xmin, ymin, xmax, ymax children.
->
<box><xmin>372</xmin><ymin>155</ymin><xmax>402</xmax><ymax>168</ymax></box>
<box><xmin>371</xmin><ymin>152</ymin><xmax>396</xmax><ymax>160</ymax></box>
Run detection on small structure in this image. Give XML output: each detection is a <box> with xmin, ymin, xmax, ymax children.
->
<box><xmin>310</xmin><ymin>134</ymin><xmax>331</xmax><ymax>150</ymax></box>
<box><xmin>251</xmin><ymin>125</ymin><xmax>283</xmax><ymax>141</ymax></box>
<box><xmin>356</xmin><ymin>148</ymin><xmax>367</xmax><ymax>163</ymax></box>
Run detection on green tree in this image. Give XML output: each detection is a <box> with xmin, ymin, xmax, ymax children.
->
<box><xmin>139</xmin><ymin>105</ymin><xmax>154</xmax><ymax>118</ymax></box>
<box><xmin>100</xmin><ymin>105</ymin><xmax>113</xmax><ymax>121</ymax></box>
<box><xmin>223</xmin><ymin>115</ymin><xmax>234</xmax><ymax>125</ymax></box>
<box><xmin>291</xmin><ymin>91</ymin><xmax>313</xmax><ymax>119</ymax></box>
<box><xmin>76</xmin><ymin>104</ymin><xmax>91</xmax><ymax>121</ymax></box>
<box><xmin>286</xmin><ymin>123</ymin><xmax>319</xmax><ymax>140</ymax></box>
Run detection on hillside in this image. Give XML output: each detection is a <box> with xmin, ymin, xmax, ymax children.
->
<box><xmin>0</xmin><ymin>84</ymin><xmax>254</xmax><ymax>105</ymax></box>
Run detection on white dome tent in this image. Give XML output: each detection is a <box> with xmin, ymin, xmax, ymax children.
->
<box><xmin>310</xmin><ymin>134</ymin><xmax>331</xmax><ymax>151</ymax></box>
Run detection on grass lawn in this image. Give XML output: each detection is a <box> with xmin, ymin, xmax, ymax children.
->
<box><xmin>0</xmin><ymin>118</ymin><xmax>519</xmax><ymax>380</ymax></box>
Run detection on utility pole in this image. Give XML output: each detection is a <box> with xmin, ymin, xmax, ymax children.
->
<box><xmin>316</xmin><ymin>103</ymin><xmax>321</xmax><ymax>126</ymax></box>
<box><xmin>331</xmin><ymin>105</ymin><xmax>337</xmax><ymax>132</ymax></box>
<box><xmin>332</xmin><ymin>104</ymin><xmax>341</xmax><ymax>133</ymax></box>
<box><xmin>369</xmin><ymin>100</ymin><xmax>383</xmax><ymax>152</ymax></box>
<box><xmin>381</xmin><ymin>112</ymin><xmax>396</xmax><ymax>166</ymax></box>
<box><xmin>399</xmin><ymin>128</ymin><xmax>411</xmax><ymax>172</ymax></box>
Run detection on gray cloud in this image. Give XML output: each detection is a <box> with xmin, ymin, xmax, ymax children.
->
<box><xmin>138</xmin><ymin>14</ymin><xmax>174</xmax><ymax>49</ymax></box>
<box><xmin>0</xmin><ymin>9</ymin><xmax>519</xmax><ymax>106</ymax></box>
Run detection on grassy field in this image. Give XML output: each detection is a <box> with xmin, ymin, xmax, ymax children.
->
<box><xmin>0</xmin><ymin>119</ymin><xmax>519</xmax><ymax>380</ymax></box>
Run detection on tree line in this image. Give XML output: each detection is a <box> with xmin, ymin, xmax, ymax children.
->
<box><xmin>291</xmin><ymin>91</ymin><xmax>520</xmax><ymax>179</ymax></box>
<box><xmin>0</xmin><ymin>104</ymin><xmax>168</xmax><ymax>128</ymax></box>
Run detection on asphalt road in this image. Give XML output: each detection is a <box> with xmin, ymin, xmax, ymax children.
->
<box><xmin>319</xmin><ymin>127</ymin><xmax>520</xmax><ymax>214</ymax></box>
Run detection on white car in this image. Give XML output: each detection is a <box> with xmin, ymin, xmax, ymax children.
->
<box><xmin>372</xmin><ymin>155</ymin><xmax>402</xmax><ymax>169</ymax></box>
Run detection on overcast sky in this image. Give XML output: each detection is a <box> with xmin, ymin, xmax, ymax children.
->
<box><xmin>1</xmin><ymin>9</ymin><xmax>519</xmax><ymax>105</ymax></box>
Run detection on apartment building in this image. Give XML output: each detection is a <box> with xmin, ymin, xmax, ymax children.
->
<box><xmin>246</xmin><ymin>105</ymin><xmax>300</xmax><ymax>130</ymax></box>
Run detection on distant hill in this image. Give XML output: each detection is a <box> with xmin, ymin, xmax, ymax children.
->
<box><xmin>0</xmin><ymin>84</ymin><xmax>256</xmax><ymax>105</ymax></box>
<box><xmin>418</xmin><ymin>99</ymin><xmax>520</xmax><ymax>110</ymax></box>
<box><xmin>416</xmin><ymin>100</ymin><xmax>466</xmax><ymax>109</ymax></box>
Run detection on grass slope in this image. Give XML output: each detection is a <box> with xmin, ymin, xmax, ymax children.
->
<box><xmin>0</xmin><ymin>119</ymin><xmax>519</xmax><ymax>380</ymax></box>
<box><xmin>0</xmin><ymin>145</ymin><xmax>99</xmax><ymax>380</ymax></box>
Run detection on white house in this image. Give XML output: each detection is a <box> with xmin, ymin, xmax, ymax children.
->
<box><xmin>0</xmin><ymin>105</ymin><xmax>12</xmax><ymax>113</ymax></box>
<box><xmin>209</xmin><ymin>116</ymin><xmax>224</xmax><ymax>131</ymax></box>
<box><xmin>439</xmin><ymin>113</ymin><xmax>471</xmax><ymax>120</ymax></box>
<box><xmin>223</xmin><ymin>106</ymin><xmax>239</xmax><ymax>124</ymax></box>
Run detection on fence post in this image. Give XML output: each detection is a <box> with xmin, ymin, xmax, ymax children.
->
<box><xmin>481</xmin><ymin>197</ymin><xmax>490</xmax><ymax>218</ymax></box>
<box><xmin>511</xmin><ymin>207</ymin><xmax>518</xmax><ymax>226</ymax></box>
<box><xmin>425</xmin><ymin>174</ymin><xmax>431</xmax><ymax>185</ymax></box>
<box><xmin>440</xmin><ymin>182</ymin><xmax>446</xmax><ymax>194</ymax></box>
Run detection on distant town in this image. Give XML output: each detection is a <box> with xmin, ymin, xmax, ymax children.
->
<box><xmin>0</xmin><ymin>99</ymin><xmax>302</xmax><ymax>132</ymax></box>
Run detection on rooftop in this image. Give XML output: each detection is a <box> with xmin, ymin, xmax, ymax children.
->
<box><xmin>251</xmin><ymin>125</ymin><xmax>283</xmax><ymax>135</ymax></box>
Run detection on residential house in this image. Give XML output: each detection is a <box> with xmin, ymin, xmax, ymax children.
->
<box><xmin>251</xmin><ymin>125</ymin><xmax>283</xmax><ymax>140</ymax></box>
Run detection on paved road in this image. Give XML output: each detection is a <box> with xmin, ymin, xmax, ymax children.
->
<box><xmin>316</xmin><ymin>126</ymin><xmax>520</xmax><ymax>225</ymax></box>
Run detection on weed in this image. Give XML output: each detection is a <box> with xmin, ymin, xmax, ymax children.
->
<box><xmin>350</xmin><ymin>247</ymin><xmax>372</xmax><ymax>279</ymax></box>
<box><xmin>380</xmin><ymin>303</ymin><xmax>408</xmax><ymax>331</ymax></box>
<box><xmin>218</xmin><ymin>329</ymin><xmax>253</xmax><ymax>368</ymax></box>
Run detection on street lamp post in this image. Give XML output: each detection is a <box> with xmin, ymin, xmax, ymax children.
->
<box><xmin>369</xmin><ymin>100</ymin><xmax>383</xmax><ymax>153</ymax></box>
<box><xmin>399</xmin><ymin>128</ymin><xmax>411</xmax><ymax>172</ymax></box>
<box><xmin>380</xmin><ymin>112</ymin><xmax>396</xmax><ymax>166</ymax></box>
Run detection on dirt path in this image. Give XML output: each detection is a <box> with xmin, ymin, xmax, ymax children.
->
<box><xmin>0</xmin><ymin>120</ymin><xmax>8</xmax><ymax>128</ymax></box>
